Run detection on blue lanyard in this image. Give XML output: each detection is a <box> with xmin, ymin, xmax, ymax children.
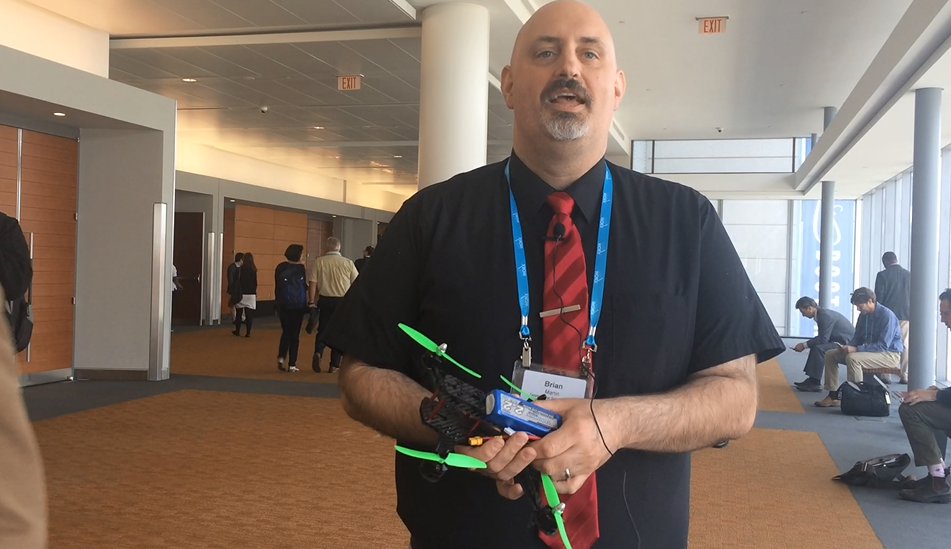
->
<box><xmin>504</xmin><ymin>160</ymin><xmax>613</xmax><ymax>349</ymax></box>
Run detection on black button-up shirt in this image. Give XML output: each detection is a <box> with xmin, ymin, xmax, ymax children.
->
<box><xmin>323</xmin><ymin>154</ymin><xmax>784</xmax><ymax>549</ymax></box>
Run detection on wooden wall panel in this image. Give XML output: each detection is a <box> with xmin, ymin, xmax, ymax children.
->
<box><xmin>15</xmin><ymin>129</ymin><xmax>77</xmax><ymax>375</ymax></box>
<box><xmin>220</xmin><ymin>207</ymin><xmax>236</xmax><ymax>315</ymax></box>
<box><xmin>231</xmin><ymin>204</ymin><xmax>307</xmax><ymax>302</ymax></box>
<box><xmin>0</xmin><ymin>127</ymin><xmax>16</xmax><ymax>215</ymax></box>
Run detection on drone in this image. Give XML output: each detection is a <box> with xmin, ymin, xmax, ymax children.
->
<box><xmin>395</xmin><ymin>323</ymin><xmax>573</xmax><ymax>549</ymax></box>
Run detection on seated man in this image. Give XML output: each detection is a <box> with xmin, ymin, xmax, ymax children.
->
<box><xmin>792</xmin><ymin>296</ymin><xmax>855</xmax><ymax>392</ymax></box>
<box><xmin>815</xmin><ymin>287</ymin><xmax>903</xmax><ymax>407</ymax></box>
<box><xmin>896</xmin><ymin>288</ymin><xmax>951</xmax><ymax>504</ymax></box>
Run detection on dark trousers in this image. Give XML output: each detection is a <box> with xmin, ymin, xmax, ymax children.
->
<box><xmin>899</xmin><ymin>401</ymin><xmax>951</xmax><ymax>467</ymax></box>
<box><xmin>278</xmin><ymin>307</ymin><xmax>306</xmax><ymax>365</ymax></box>
<box><xmin>314</xmin><ymin>295</ymin><xmax>342</xmax><ymax>367</ymax></box>
<box><xmin>234</xmin><ymin>307</ymin><xmax>254</xmax><ymax>334</ymax></box>
<box><xmin>805</xmin><ymin>342</ymin><xmax>839</xmax><ymax>380</ymax></box>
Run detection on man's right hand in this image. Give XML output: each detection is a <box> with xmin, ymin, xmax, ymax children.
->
<box><xmin>455</xmin><ymin>432</ymin><xmax>536</xmax><ymax>500</ymax></box>
<box><xmin>793</xmin><ymin>343</ymin><xmax>806</xmax><ymax>353</ymax></box>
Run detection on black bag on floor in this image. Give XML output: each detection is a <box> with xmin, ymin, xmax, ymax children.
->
<box><xmin>837</xmin><ymin>380</ymin><xmax>890</xmax><ymax>417</ymax></box>
<box><xmin>833</xmin><ymin>453</ymin><xmax>911</xmax><ymax>489</ymax></box>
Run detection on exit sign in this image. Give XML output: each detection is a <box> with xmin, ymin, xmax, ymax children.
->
<box><xmin>698</xmin><ymin>17</ymin><xmax>727</xmax><ymax>35</ymax></box>
<box><xmin>337</xmin><ymin>75</ymin><xmax>362</xmax><ymax>91</ymax></box>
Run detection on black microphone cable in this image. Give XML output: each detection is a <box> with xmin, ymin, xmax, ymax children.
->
<box><xmin>547</xmin><ymin>223</ymin><xmax>641</xmax><ymax>549</ymax></box>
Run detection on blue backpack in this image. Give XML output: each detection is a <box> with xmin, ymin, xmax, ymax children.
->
<box><xmin>277</xmin><ymin>268</ymin><xmax>307</xmax><ymax>310</ymax></box>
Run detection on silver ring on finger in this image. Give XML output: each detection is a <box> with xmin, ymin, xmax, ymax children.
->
<box><xmin>563</xmin><ymin>468</ymin><xmax>571</xmax><ymax>482</ymax></box>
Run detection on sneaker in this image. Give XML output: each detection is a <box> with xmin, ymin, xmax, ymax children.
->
<box><xmin>328</xmin><ymin>365</ymin><xmax>339</xmax><ymax>374</ymax></box>
<box><xmin>288</xmin><ymin>365</ymin><xmax>299</xmax><ymax>373</ymax></box>
<box><xmin>899</xmin><ymin>475</ymin><xmax>951</xmax><ymax>504</ymax></box>
<box><xmin>814</xmin><ymin>396</ymin><xmax>840</xmax><ymax>408</ymax></box>
<box><xmin>312</xmin><ymin>352</ymin><xmax>322</xmax><ymax>373</ymax></box>
<box><xmin>278</xmin><ymin>358</ymin><xmax>286</xmax><ymax>372</ymax></box>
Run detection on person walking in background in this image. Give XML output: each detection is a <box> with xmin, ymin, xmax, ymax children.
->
<box><xmin>308</xmin><ymin>237</ymin><xmax>358</xmax><ymax>373</ymax></box>
<box><xmin>226</xmin><ymin>252</ymin><xmax>244</xmax><ymax>319</ymax></box>
<box><xmin>875</xmin><ymin>251</ymin><xmax>911</xmax><ymax>383</ymax></box>
<box><xmin>275</xmin><ymin>245</ymin><xmax>308</xmax><ymax>372</ymax></box>
<box><xmin>354</xmin><ymin>245</ymin><xmax>373</xmax><ymax>273</ymax></box>
<box><xmin>232</xmin><ymin>252</ymin><xmax>257</xmax><ymax>338</ymax></box>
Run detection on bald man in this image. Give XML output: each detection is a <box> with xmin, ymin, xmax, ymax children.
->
<box><xmin>325</xmin><ymin>2</ymin><xmax>783</xmax><ymax>548</ymax></box>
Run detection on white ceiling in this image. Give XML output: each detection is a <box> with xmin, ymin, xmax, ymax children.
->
<box><xmin>24</xmin><ymin>0</ymin><xmax>931</xmax><ymax>200</ymax></box>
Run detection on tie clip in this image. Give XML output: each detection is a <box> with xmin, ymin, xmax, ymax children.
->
<box><xmin>539</xmin><ymin>304</ymin><xmax>581</xmax><ymax>318</ymax></box>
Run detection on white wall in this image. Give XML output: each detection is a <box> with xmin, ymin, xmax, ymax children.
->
<box><xmin>178</xmin><ymin>143</ymin><xmax>407</xmax><ymax>213</ymax></box>
<box><xmin>0</xmin><ymin>0</ymin><xmax>108</xmax><ymax>77</ymax></box>
<box><xmin>721</xmin><ymin>200</ymin><xmax>790</xmax><ymax>334</ymax></box>
<box><xmin>75</xmin><ymin>130</ymin><xmax>173</xmax><ymax>374</ymax></box>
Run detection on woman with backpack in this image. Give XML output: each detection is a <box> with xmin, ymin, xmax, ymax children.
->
<box><xmin>274</xmin><ymin>244</ymin><xmax>307</xmax><ymax>372</ymax></box>
<box><xmin>232</xmin><ymin>252</ymin><xmax>257</xmax><ymax>338</ymax></box>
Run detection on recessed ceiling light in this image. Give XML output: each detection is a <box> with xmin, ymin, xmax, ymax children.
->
<box><xmin>53</xmin><ymin>112</ymin><xmax>66</xmax><ymax>117</ymax></box>
<box><xmin>313</xmin><ymin>126</ymin><xmax>325</xmax><ymax>130</ymax></box>
<box><xmin>229</xmin><ymin>199</ymin><xmax>235</xmax><ymax>203</ymax></box>
<box><xmin>393</xmin><ymin>155</ymin><xmax>402</xmax><ymax>158</ymax></box>
<box><xmin>332</xmin><ymin>215</ymin><xmax>337</xmax><ymax>218</ymax></box>
<box><xmin>182</xmin><ymin>78</ymin><xmax>198</xmax><ymax>83</ymax></box>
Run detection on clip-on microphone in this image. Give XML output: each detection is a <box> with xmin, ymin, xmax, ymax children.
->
<box><xmin>547</xmin><ymin>222</ymin><xmax>566</xmax><ymax>242</ymax></box>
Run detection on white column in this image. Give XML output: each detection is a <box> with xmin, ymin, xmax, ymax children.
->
<box><xmin>417</xmin><ymin>3</ymin><xmax>490</xmax><ymax>189</ymax></box>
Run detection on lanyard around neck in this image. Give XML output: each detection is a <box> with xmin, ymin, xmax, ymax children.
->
<box><xmin>504</xmin><ymin>160</ymin><xmax>613</xmax><ymax>349</ymax></box>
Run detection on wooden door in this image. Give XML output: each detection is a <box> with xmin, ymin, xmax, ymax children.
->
<box><xmin>0</xmin><ymin>125</ymin><xmax>15</xmax><ymax>214</ymax></box>
<box><xmin>307</xmin><ymin>218</ymin><xmax>334</xmax><ymax>262</ymax></box>
<box><xmin>17</xmin><ymin>130</ymin><xmax>77</xmax><ymax>375</ymax></box>
<box><xmin>220</xmin><ymin>207</ymin><xmax>236</xmax><ymax>316</ymax></box>
<box><xmin>172</xmin><ymin>212</ymin><xmax>204</xmax><ymax>325</ymax></box>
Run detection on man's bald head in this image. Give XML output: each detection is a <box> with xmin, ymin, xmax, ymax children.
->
<box><xmin>511</xmin><ymin>0</ymin><xmax>617</xmax><ymax>68</ymax></box>
<box><xmin>501</xmin><ymin>0</ymin><xmax>625</xmax><ymax>160</ymax></box>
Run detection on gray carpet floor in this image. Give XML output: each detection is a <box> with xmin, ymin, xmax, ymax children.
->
<box><xmin>768</xmin><ymin>340</ymin><xmax>951</xmax><ymax>549</ymax></box>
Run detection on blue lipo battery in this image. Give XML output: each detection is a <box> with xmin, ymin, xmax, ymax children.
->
<box><xmin>485</xmin><ymin>389</ymin><xmax>562</xmax><ymax>437</ymax></box>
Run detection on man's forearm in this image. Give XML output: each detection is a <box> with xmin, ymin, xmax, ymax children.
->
<box><xmin>308</xmin><ymin>282</ymin><xmax>317</xmax><ymax>304</ymax></box>
<box><xmin>338</xmin><ymin>355</ymin><xmax>437</xmax><ymax>446</ymax></box>
<box><xmin>600</xmin><ymin>354</ymin><xmax>758</xmax><ymax>453</ymax></box>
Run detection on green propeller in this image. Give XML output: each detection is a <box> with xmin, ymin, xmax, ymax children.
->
<box><xmin>540</xmin><ymin>473</ymin><xmax>572</xmax><ymax>549</ymax></box>
<box><xmin>394</xmin><ymin>445</ymin><xmax>487</xmax><ymax>469</ymax></box>
<box><xmin>500</xmin><ymin>375</ymin><xmax>537</xmax><ymax>401</ymax></box>
<box><xmin>398</xmin><ymin>323</ymin><xmax>482</xmax><ymax>379</ymax></box>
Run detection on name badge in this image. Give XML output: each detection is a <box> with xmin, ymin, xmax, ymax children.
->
<box><xmin>520</xmin><ymin>370</ymin><xmax>587</xmax><ymax>399</ymax></box>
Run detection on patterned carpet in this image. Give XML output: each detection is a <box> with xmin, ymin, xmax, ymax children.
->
<box><xmin>756</xmin><ymin>359</ymin><xmax>805</xmax><ymax>413</ymax></box>
<box><xmin>35</xmin><ymin>391</ymin><xmax>407</xmax><ymax>548</ymax></box>
<box><xmin>32</xmin><ymin>386</ymin><xmax>880</xmax><ymax>548</ymax></box>
<box><xmin>170</xmin><ymin>324</ymin><xmax>338</xmax><ymax>383</ymax></box>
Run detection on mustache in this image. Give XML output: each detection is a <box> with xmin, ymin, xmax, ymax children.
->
<box><xmin>541</xmin><ymin>78</ymin><xmax>590</xmax><ymax>104</ymax></box>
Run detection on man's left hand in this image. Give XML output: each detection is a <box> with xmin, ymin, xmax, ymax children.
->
<box><xmin>527</xmin><ymin>398</ymin><xmax>616</xmax><ymax>495</ymax></box>
<box><xmin>844</xmin><ymin>346</ymin><xmax>858</xmax><ymax>354</ymax></box>
<box><xmin>900</xmin><ymin>389</ymin><xmax>938</xmax><ymax>405</ymax></box>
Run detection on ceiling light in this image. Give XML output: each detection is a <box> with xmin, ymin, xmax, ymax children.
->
<box><xmin>313</xmin><ymin>126</ymin><xmax>325</xmax><ymax>130</ymax></box>
<box><xmin>53</xmin><ymin>112</ymin><xmax>66</xmax><ymax>117</ymax></box>
<box><xmin>393</xmin><ymin>155</ymin><xmax>402</xmax><ymax>158</ymax></box>
<box><xmin>332</xmin><ymin>215</ymin><xmax>337</xmax><ymax>218</ymax></box>
<box><xmin>182</xmin><ymin>78</ymin><xmax>198</xmax><ymax>83</ymax></box>
<box><xmin>229</xmin><ymin>199</ymin><xmax>235</xmax><ymax>203</ymax></box>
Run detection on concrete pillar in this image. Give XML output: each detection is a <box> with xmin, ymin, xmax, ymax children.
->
<box><xmin>909</xmin><ymin>88</ymin><xmax>942</xmax><ymax>390</ymax></box>
<box><xmin>417</xmin><ymin>3</ymin><xmax>490</xmax><ymax>188</ymax></box>
<box><xmin>819</xmin><ymin>106</ymin><xmax>838</xmax><ymax>309</ymax></box>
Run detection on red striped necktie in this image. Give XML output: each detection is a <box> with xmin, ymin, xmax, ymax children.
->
<box><xmin>538</xmin><ymin>191</ymin><xmax>599</xmax><ymax>549</ymax></box>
